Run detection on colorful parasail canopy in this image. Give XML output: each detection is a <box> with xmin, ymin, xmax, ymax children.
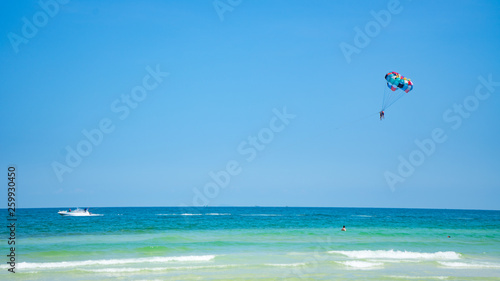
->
<box><xmin>385</xmin><ymin>71</ymin><xmax>413</xmax><ymax>93</ymax></box>
<box><xmin>381</xmin><ymin>71</ymin><xmax>414</xmax><ymax>112</ymax></box>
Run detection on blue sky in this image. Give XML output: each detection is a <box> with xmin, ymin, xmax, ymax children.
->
<box><xmin>1</xmin><ymin>0</ymin><xmax>499</xmax><ymax>209</ymax></box>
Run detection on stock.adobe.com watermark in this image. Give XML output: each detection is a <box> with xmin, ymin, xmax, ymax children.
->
<box><xmin>385</xmin><ymin>74</ymin><xmax>499</xmax><ymax>190</ymax></box>
<box><xmin>8</xmin><ymin>0</ymin><xmax>70</xmax><ymax>54</ymax></box>
<box><xmin>339</xmin><ymin>0</ymin><xmax>406</xmax><ymax>64</ymax></box>
<box><xmin>182</xmin><ymin>107</ymin><xmax>296</xmax><ymax>209</ymax></box>
<box><xmin>213</xmin><ymin>0</ymin><xmax>242</xmax><ymax>21</ymax></box>
<box><xmin>51</xmin><ymin>65</ymin><xmax>169</xmax><ymax>183</ymax></box>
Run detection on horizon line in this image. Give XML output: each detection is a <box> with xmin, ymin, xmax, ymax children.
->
<box><xmin>4</xmin><ymin>205</ymin><xmax>499</xmax><ymax>211</ymax></box>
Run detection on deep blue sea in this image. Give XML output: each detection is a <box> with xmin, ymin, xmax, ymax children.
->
<box><xmin>2</xmin><ymin>207</ymin><xmax>500</xmax><ymax>280</ymax></box>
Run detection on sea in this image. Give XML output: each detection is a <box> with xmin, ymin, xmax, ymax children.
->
<box><xmin>1</xmin><ymin>207</ymin><xmax>500</xmax><ymax>280</ymax></box>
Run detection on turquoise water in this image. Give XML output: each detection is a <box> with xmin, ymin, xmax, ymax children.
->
<box><xmin>2</xmin><ymin>207</ymin><xmax>500</xmax><ymax>280</ymax></box>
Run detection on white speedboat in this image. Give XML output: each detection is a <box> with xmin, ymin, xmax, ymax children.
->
<box><xmin>58</xmin><ymin>208</ymin><xmax>92</xmax><ymax>216</ymax></box>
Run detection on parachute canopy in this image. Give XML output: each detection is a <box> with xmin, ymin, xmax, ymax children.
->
<box><xmin>385</xmin><ymin>71</ymin><xmax>413</xmax><ymax>93</ymax></box>
<box><xmin>381</xmin><ymin>71</ymin><xmax>414</xmax><ymax>111</ymax></box>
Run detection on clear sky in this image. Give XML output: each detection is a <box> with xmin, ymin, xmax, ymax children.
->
<box><xmin>1</xmin><ymin>0</ymin><xmax>499</xmax><ymax>209</ymax></box>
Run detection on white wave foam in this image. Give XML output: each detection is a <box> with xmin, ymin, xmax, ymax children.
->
<box><xmin>337</xmin><ymin>261</ymin><xmax>383</xmax><ymax>269</ymax></box>
<box><xmin>387</xmin><ymin>275</ymin><xmax>449</xmax><ymax>280</ymax></box>
<box><xmin>287</xmin><ymin>252</ymin><xmax>307</xmax><ymax>256</ymax></box>
<box><xmin>16</xmin><ymin>255</ymin><xmax>216</xmax><ymax>270</ymax></box>
<box><xmin>156</xmin><ymin>213</ymin><xmax>230</xmax><ymax>216</ymax></box>
<box><xmin>351</xmin><ymin>215</ymin><xmax>372</xmax><ymax>218</ymax></box>
<box><xmin>86</xmin><ymin>264</ymin><xmax>237</xmax><ymax>273</ymax></box>
<box><xmin>240</xmin><ymin>214</ymin><xmax>282</xmax><ymax>217</ymax></box>
<box><xmin>164</xmin><ymin>264</ymin><xmax>236</xmax><ymax>271</ymax></box>
<box><xmin>91</xmin><ymin>268</ymin><xmax>142</xmax><ymax>273</ymax></box>
<box><xmin>156</xmin><ymin>213</ymin><xmax>202</xmax><ymax>216</ymax></box>
<box><xmin>439</xmin><ymin>261</ymin><xmax>500</xmax><ymax>269</ymax></box>
<box><xmin>329</xmin><ymin>250</ymin><xmax>461</xmax><ymax>260</ymax></box>
<box><xmin>265</xmin><ymin>263</ymin><xmax>307</xmax><ymax>267</ymax></box>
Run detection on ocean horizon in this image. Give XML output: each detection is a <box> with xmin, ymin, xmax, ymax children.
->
<box><xmin>2</xmin><ymin>207</ymin><xmax>500</xmax><ymax>280</ymax></box>
<box><xmin>8</xmin><ymin>206</ymin><xmax>500</xmax><ymax>210</ymax></box>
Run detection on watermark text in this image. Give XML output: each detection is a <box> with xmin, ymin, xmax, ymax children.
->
<box><xmin>6</xmin><ymin>166</ymin><xmax>17</xmax><ymax>273</ymax></box>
